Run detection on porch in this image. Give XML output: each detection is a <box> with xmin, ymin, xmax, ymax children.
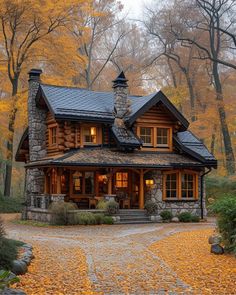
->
<box><xmin>42</xmin><ymin>167</ymin><xmax>153</xmax><ymax>210</ymax></box>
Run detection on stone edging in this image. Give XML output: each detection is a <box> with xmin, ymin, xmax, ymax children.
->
<box><xmin>11</xmin><ymin>243</ymin><xmax>34</xmax><ymax>276</ymax></box>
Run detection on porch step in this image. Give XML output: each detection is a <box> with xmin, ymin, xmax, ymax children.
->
<box><xmin>113</xmin><ymin>209</ymin><xmax>153</xmax><ymax>224</ymax></box>
<box><xmin>117</xmin><ymin>220</ymin><xmax>154</xmax><ymax>224</ymax></box>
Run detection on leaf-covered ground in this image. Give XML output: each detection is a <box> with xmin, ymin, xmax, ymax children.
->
<box><xmin>149</xmin><ymin>229</ymin><xmax>236</xmax><ymax>295</ymax></box>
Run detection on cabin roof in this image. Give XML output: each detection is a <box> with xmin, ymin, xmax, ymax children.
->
<box><xmin>25</xmin><ymin>148</ymin><xmax>204</xmax><ymax>169</ymax></box>
<box><xmin>39</xmin><ymin>84</ymin><xmax>188</xmax><ymax>129</ymax></box>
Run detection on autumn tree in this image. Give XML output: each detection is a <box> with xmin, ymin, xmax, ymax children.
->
<box><xmin>0</xmin><ymin>0</ymin><xmax>90</xmax><ymax>196</ymax></box>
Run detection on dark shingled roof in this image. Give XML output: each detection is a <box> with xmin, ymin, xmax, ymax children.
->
<box><xmin>39</xmin><ymin>84</ymin><xmax>188</xmax><ymax>129</ymax></box>
<box><xmin>25</xmin><ymin>148</ymin><xmax>204</xmax><ymax>169</ymax></box>
<box><xmin>111</xmin><ymin>126</ymin><xmax>142</xmax><ymax>148</ymax></box>
<box><xmin>174</xmin><ymin>131</ymin><xmax>217</xmax><ymax>167</ymax></box>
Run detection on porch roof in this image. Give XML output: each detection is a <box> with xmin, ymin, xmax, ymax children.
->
<box><xmin>25</xmin><ymin>148</ymin><xmax>205</xmax><ymax>169</ymax></box>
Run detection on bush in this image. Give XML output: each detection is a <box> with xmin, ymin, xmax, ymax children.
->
<box><xmin>102</xmin><ymin>216</ymin><xmax>114</xmax><ymax>224</ymax></box>
<box><xmin>0</xmin><ymin>239</ymin><xmax>18</xmax><ymax>270</ymax></box>
<box><xmin>191</xmin><ymin>215</ymin><xmax>200</xmax><ymax>222</ymax></box>
<box><xmin>178</xmin><ymin>212</ymin><xmax>193</xmax><ymax>222</ymax></box>
<box><xmin>50</xmin><ymin>202</ymin><xmax>77</xmax><ymax>225</ymax></box>
<box><xmin>144</xmin><ymin>200</ymin><xmax>158</xmax><ymax>215</ymax></box>
<box><xmin>94</xmin><ymin>213</ymin><xmax>104</xmax><ymax>225</ymax></box>
<box><xmin>0</xmin><ymin>270</ymin><xmax>19</xmax><ymax>291</ymax></box>
<box><xmin>70</xmin><ymin>212</ymin><xmax>96</xmax><ymax>225</ymax></box>
<box><xmin>160</xmin><ymin>210</ymin><xmax>173</xmax><ymax>221</ymax></box>
<box><xmin>0</xmin><ymin>197</ymin><xmax>23</xmax><ymax>213</ymax></box>
<box><xmin>210</xmin><ymin>196</ymin><xmax>236</xmax><ymax>254</ymax></box>
<box><xmin>106</xmin><ymin>200</ymin><xmax>119</xmax><ymax>215</ymax></box>
<box><xmin>0</xmin><ymin>217</ymin><xmax>5</xmax><ymax>240</ymax></box>
<box><xmin>96</xmin><ymin>199</ymin><xmax>107</xmax><ymax>210</ymax></box>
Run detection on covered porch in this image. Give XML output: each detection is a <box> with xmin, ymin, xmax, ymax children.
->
<box><xmin>43</xmin><ymin>166</ymin><xmax>151</xmax><ymax>210</ymax></box>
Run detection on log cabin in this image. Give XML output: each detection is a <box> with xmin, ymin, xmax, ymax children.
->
<box><xmin>16</xmin><ymin>69</ymin><xmax>217</xmax><ymax>222</ymax></box>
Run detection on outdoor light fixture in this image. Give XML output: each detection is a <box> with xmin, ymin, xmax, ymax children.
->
<box><xmin>98</xmin><ymin>174</ymin><xmax>108</xmax><ymax>184</ymax></box>
<box><xmin>145</xmin><ymin>179</ymin><xmax>154</xmax><ymax>186</ymax></box>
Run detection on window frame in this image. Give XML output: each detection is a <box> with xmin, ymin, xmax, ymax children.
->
<box><xmin>81</xmin><ymin>124</ymin><xmax>102</xmax><ymax>147</ymax></box>
<box><xmin>137</xmin><ymin>125</ymin><xmax>172</xmax><ymax>151</ymax></box>
<box><xmin>163</xmin><ymin>170</ymin><xmax>199</xmax><ymax>201</ymax></box>
<box><xmin>156</xmin><ymin>127</ymin><xmax>170</xmax><ymax>148</ymax></box>
<box><xmin>71</xmin><ymin>170</ymin><xmax>95</xmax><ymax>196</ymax></box>
<box><xmin>139</xmin><ymin>126</ymin><xmax>153</xmax><ymax>146</ymax></box>
<box><xmin>115</xmin><ymin>172</ymin><xmax>128</xmax><ymax>188</ymax></box>
<box><xmin>48</xmin><ymin>124</ymin><xmax>58</xmax><ymax>146</ymax></box>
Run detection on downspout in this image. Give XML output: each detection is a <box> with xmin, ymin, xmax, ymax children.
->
<box><xmin>200</xmin><ymin>167</ymin><xmax>212</xmax><ymax>219</ymax></box>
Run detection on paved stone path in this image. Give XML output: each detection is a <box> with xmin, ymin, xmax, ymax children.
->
<box><xmin>4</xmin><ymin>215</ymin><xmax>215</xmax><ymax>294</ymax></box>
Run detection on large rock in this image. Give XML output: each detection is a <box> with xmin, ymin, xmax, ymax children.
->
<box><xmin>208</xmin><ymin>235</ymin><xmax>222</xmax><ymax>245</ymax></box>
<box><xmin>2</xmin><ymin>288</ymin><xmax>26</xmax><ymax>295</ymax></box>
<box><xmin>172</xmin><ymin>217</ymin><xmax>179</xmax><ymax>223</ymax></box>
<box><xmin>11</xmin><ymin>260</ymin><xmax>28</xmax><ymax>275</ymax></box>
<box><xmin>211</xmin><ymin>244</ymin><xmax>224</xmax><ymax>255</ymax></box>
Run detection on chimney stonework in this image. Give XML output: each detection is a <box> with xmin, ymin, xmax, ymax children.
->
<box><xmin>113</xmin><ymin>71</ymin><xmax>131</xmax><ymax>123</ymax></box>
<box><xmin>26</xmin><ymin>69</ymin><xmax>46</xmax><ymax>202</ymax></box>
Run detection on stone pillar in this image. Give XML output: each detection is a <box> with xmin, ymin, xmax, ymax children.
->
<box><xmin>26</xmin><ymin>69</ymin><xmax>47</xmax><ymax>209</ymax></box>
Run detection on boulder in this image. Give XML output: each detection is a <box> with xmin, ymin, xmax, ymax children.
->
<box><xmin>172</xmin><ymin>217</ymin><xmax>179</xmax><ymax>223</ymax></box>
<box><xmin>2</xmin><ymin>288</ymin><xmax>26</xmax><ymax>295</ymax></box>
<box><xmin>208</xmin><ymin>235</ymin><xmax>221</xmax><ymax>245</ymax></box>
<box><xmin>211</xmin><ymin>244</ymin><xmax>224</xmax><ymax>255</ymax></box>
<box><xmin>11</xmin><ymin>260</ymin><xmax>28</xmax><ymax>275</ymax></box>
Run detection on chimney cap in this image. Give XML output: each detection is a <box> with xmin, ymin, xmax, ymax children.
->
<box><xmin>112</xmin><ymin>71</ymin><xmax>128</xmax><ymax>88</ymax></box>
<box><xmin>28</xmin><ymin>68</ymin><xmax>42</xmax><ymax>81</ymax></box>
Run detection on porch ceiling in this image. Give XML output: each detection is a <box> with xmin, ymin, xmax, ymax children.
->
<box><xmin>25</xmin><ymin>147</ymin><xmax>205</xmax><ymax>169</ymax></box>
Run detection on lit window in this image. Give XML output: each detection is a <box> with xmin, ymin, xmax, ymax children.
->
<box><xmin>140</xmin><ymin>127</ymin><xmax>152</xmax><ymax>146</ymax></box>
<box><xmin>157</xmin><ymin>128</ymin><xmax>169</xmax><ymax>147</ymax></box>
<box><xmin>73</xmin><ymin>171</ymin><xmax>83</xmax><ymax>194</ymax></box>
<box><xmin>116</xmin><ymin>172</ymin><xmax>128</xmax><ymax>188</ymax></box>
<box><xmin>84</xmin><ymin>127</ymin><xmax>97</xmax><ymax>144</ymax></box>
<box><xmin>49</xmin><ymin>126</ymin><xmax>57</xmax><ymax>145</ymax></box>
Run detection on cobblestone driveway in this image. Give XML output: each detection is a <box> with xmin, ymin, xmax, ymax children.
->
<box><xmin>4</xmin><ymin>216</ymin><xmax>215</xmax><ymax>294</ymax></box>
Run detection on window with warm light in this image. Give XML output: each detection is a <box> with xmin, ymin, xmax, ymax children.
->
<box><xmin>73</xmin><ymin>171</ymin><xmax>83</xmax><ymax>194</ymax></box>
<box><xmin>84</xmin><ymin>127</ymin><xmax>97</xmax><ymax>144</ymax></box>
<box><xmin>163</xmin><ymin>171</ymin><xmax>198</xmax><ymax>200</ymax></box>
<box><xmin>116</xmin><ymin>172</ymin><xmax>128</xmax><ymax>188</ymax></box>
<box><xmin>140</xmin><ymin>127</ymin><xmax>153</xmax><ymax>145</ymax></box>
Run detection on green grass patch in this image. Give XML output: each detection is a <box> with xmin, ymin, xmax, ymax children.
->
<box><xmin>12</xmin><ymin>219</ymin><xmax>49</xmax><ymax>227</ymax></box>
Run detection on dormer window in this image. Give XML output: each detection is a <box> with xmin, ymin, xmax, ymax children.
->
<box><xmin>83</xmin><ymin>126</ymin><xmax>97</xmax><ymax>144</ymax></box>
<box><xmin>140</xmin><ymin>127</ymin><xmax>153</xmax><ymax>146</ymax></box>
<box><xmin>157</xmin><ymin>128</ymin><xmax>170</xmax><ymax>148</ymax></box>
<box><xmin>49</xmin><ymin>125</ymin><xmax>57</xmax><ymax>146</ymax></box>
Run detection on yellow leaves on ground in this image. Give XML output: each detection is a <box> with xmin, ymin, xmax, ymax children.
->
<box><xmin>149</xmin><ymin>229</ymin><xmax>236</xmax><ymax>295</ymax></box>
<box><xmin>13</xmin><ymin>243</ymin><xmax>94</xmax><ymax>295</ymax></box>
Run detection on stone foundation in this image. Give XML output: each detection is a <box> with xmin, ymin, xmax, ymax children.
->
<box><xmin>144</xmin><ymin>170</ymin><xmax>205</xmax><ymax>217</ymax></box>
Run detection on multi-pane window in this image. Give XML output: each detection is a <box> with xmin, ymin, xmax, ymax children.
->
<box><xmin>72</xmin><ymin>171</ymin><xmax>95</xmax><ymax>195</ymax></box>
<box><xmin>181</xmin><ymin>173</ymin><xmax>194</xmax><ymax>198</ymax></box>
<box><xmin>73</xmin><ymin>172</ymin><xmax>83</xmax><ymax>194</ymax></box>
<box><xmin>165</xmin><ymin>173</ymin><xmax>178</xmax><ymax>198</ymax></box>
<box><xmin>116</xmin><ymin>172</ymin><xmax>128</xmax><ymax>188</ymax></box>
<box><xmin>163</xmin><ymin>171</ymin><xmax>198</xmax><ymax>200</ymax></box>
<box><xmin>157</xmin><ymin>128</ymin><xmax>169</xmax><ymax>147</ymax></box>
<box><xmin>49</xmin><ymin>126</ymin><xmax>57</xmax><ymax>145</ymax></box>
<box><xmin>85</xmin><ymin>172</ymin><xmax>94</xmax><ymax>194</ymax></box>
<box><xmin>140</xmin><ymin>127</ymin><xmax>152</xmax><ymax>145</ymax></box>
<box><xmin>84</xmin><ymin>127</ymin><xmax>97</xmax><ymax>144</ymax></box>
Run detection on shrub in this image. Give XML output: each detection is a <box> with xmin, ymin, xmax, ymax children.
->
<box><xmin>210</xmin><ymin>196</ymin><xmax>236</xmax><ymax>254</ymax></box>
<box><xmin>94</xmin><ymin>213</ymin><xmax>104</xmax><ymax>225</ymax></box>
<box><xmin>144</xmin><ymin>200</ymin><xmax>158</xmax><ymax>215</ymax></box>
<box><xmin>102</xmin><ymin>216</ymin><xmax>114</xmax><ymax>224</ymax></box>
<box><xmin>0</xmin><ymin>217</ymin><xmax>5</xmax><ymax>240</ymax></box>
<box><xmin>178</xmin><ymin>212</ymin><xmax>193</xmax><ymax>222</ymax></box>
<box><xmin>49</xmin><ymin>202</ymin><xmax>77</xmax><ymax>225</ymax></box>
<box><xmin>191</xmin><ymin>215</ymin><xmax>200</xmax><ymax>222</ymax></box>
<box><xmin>96</xmin><ymin>199</ymin><xmax>107</xmax><ymax>210</ymax></box>
<box><xmin>71</xmin><ymin>212</ymin><xmax>96</xmax><ymax>225</ymax></box>
<box><xmin>160</xmin><ymin>210</ymin><xmax>173</xmax><ymax>221</ymax></box>
<box><xmin>0</xmin><ymin>239</ymin><xmax>18</xmax><ymax>270</ymax></box>
<box><xmin>0</xmin><ymin>270</ymin><xmax>19</xmax><ymax>291</ymax></box>
<box><xmin>0</xmin><ymin>197</ymin><xmax>23</xmax><ymax>213</ymax></box>
<box><xmin>106</xmin><ymin>200</ymin><xmax>119</xmax><ymax>215</ymax></box>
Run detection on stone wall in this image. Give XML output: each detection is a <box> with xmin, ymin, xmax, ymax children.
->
<box><xmin>144</xmin><ymin>170</ymin><xmax>206</xmax><ymax>217</ymax></box>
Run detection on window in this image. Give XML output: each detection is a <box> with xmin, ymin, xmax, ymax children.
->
<box><xmin>165</xmin><ymin>173</ymin><xmax>178</xmax><ymax>198</ymax></box>
<box><xmin>73</xmin><ymin>171</ymin><xmax>83</xmax><ymax>194</ymax></box>
<box><xmin>157</xmin><ymin>128</ymin><xmax>169</xmax><ymax>147</ymax></box>
<box><xmin>84</xmin><ymin>127</ymin><xmax>97</xmax><ymax>144</ymax></box>
<box><xmin>140</xmin><ymin>127</ymin><xmax>152</xmax><ymax>145</ymax></box>
<box><xmin>163</xmin><ymin>171</ymin><xmax>198</xmax><ymax>200</ymax></box>
<box><xmin>116</xmin><ymin>172</ymin><xmax>128</xmax><ymax>188</ymax></box>
<box><xmin>72</xmin><ymin>171</ymin><xmax>95</xmax><ymax>195</ymax></box>
<box><xmin>138</xmin><ymin>126</ymin><xmax>172</xmax><ymax>150</ymax></box>
<box><xmin>51</xmin><ymin>168</ymin><xmax>57</xmax><ymax>194</ymax></box>
<box><xmin>49</xmin><ymin>126</ymin><xmax>57</xmax><ymax>145</ymax></box>
<box><xmin>85</xmin><ymin>172</ymin><xmax>94</xmax><ymax>194</ymax></box>
<box><xmin>181</xmin><ymin>173</ymin><xmax>194</xmax><ymax>199</ymax></box>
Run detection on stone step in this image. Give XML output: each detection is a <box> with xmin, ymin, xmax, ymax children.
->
<box><xmin>119</xmin><ymin>216</ymin><xmax>150</xmax><ymax>221</ymax></box>
<box><xmin>115</xmin><ymin>220</ymin><xmax>154</xmax><ymax>224</ymax></box>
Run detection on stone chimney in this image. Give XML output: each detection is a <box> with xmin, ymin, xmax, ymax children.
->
<box><xmin>27</xmin><ymin>68</ymin><xmax>47</xmax><ymax>196</ymax></box>
<box><xmin>112</xmin><ymin>71</ymin><xmax>131</xmax><ymax>122</ymax></box>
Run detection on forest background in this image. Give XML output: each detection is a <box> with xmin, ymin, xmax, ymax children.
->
<box><xmin>0</xmin><ymin>0</ymin><xmax>236</xmax><ymax>202</ymax></box>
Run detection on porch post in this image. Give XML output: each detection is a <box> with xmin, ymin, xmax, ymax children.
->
<box><xmin>56</xmin><ymin>168</ymin><xmax>62</xmax><ymax>194</ymax></box>
<box><xmin>108</xmin><ymin>168</ymin><xmax>113</xmax><ymax>194</ymax></box>
<box><xmin>139</xmin><ymin>169</ymin><xmax>144</xmax><ymax>209</ymax></box>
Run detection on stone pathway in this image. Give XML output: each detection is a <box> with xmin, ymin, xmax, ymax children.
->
<box><xmin>3</xmin><ymin>215</ymin><xmax>215</xmax><ymax>294</ymax></box>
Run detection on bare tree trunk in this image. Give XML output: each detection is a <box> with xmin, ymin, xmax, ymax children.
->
<box><xmin>185</xmin><ymin>72</ymin><xmax>196</xmax><ymax>122</ymax></box>
<box><xmin>212</xmin><ymin>61</ymin><xmax>235</xmax><ymax>174</ymax></box>
<box><xmin>4</xmin><ymin>78</ymin><xmax>18</xmax><ymax>197</ymax></box>
<box><xmin>210</xmin><ymin>125</ymin><xmax>217</xmax><ymax>155</ymax></box>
